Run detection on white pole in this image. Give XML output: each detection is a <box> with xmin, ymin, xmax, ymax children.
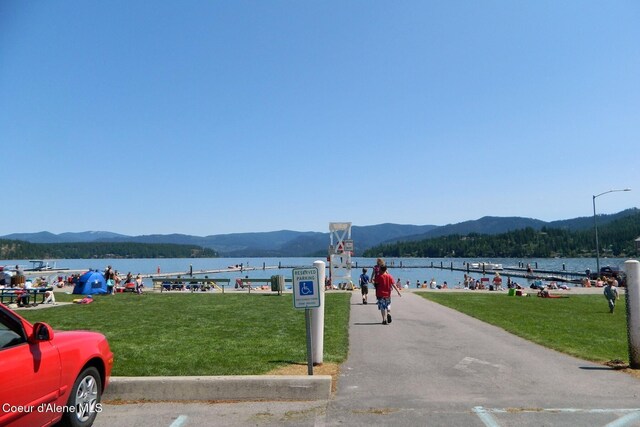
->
<box><xmin>312</xmin><ymin>260</ymin><xmax>325</xmax><ymax>365</ymax></box>
<box><xmin>624</xmin><ymin>260</ymin><xmax>640</xmax><ymax>368</ymax></box>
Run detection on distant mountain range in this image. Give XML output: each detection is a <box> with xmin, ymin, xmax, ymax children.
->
<box><xmin>3</xmin><ymin>209</ymin><xmax>638</xmax><ymax>257</ymax></box>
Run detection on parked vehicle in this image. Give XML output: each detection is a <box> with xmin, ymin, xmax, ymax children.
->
<box><xmin>0</xmin><ymin>303</ymin><xmax>113</xmax><ymax>427</ymax></box>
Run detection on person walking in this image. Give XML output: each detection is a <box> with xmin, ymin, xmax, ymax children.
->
<box><xmin>372</xmin><ymin>258</ymin><xmax>385</xmax><ymax>287</ymax></box>
<box><xmin>603</xmin><ymin>279</ymin><xmax>619</xmax><ymax>313</ymax></box>
<box><xmin>359</xmin><ymin>268</ymin><xmax>370</xmax><ymax>305</ymax></box>
<box><xmin>374</xmin><ymin>265</ymin><xmax>401</xmax><ymax>325</ymax></box>
<box><xmin>135</xmin><ymin>274</ymin><xmax>144</xmax><ymax>295</ymax></box>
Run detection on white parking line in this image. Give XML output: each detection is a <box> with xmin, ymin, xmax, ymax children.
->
<box><xmin>473</xmin><ymin>406</ymin><xmax>501</xmax><ymax>427</ymax></box>
<box><xmin>169</xmin><ymin>415</ymin><xmax>189</xmax><ymax>427</ymax></box>
<box><xmin>474</xmin><ymin>407</ymin><xmax>640</xmax><ymax>427</ymax></box>
<box><xmin>605</xmin><ymin>411</ymin><xmax>640</xmax><ymax>427</ymax></box>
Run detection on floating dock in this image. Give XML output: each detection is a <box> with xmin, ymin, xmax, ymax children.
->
<box><xmin>280</xmin><ymin>261</ymin><xmax>585</xmax><ymax>284</ymax></box>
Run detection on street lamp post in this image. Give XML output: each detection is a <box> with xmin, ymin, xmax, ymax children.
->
<box><xmin>592</xmin><ymin>188</ymin><xmax>632</xmax><ymax>274</ymax></box>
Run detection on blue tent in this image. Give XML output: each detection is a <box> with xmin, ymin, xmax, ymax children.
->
<box><xmin>73</xmin><ymin>270</ymin><xmax>108</xmax><ymax>295</ymax></box>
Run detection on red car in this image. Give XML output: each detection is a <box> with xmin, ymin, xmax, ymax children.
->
<box><xmin>0</xmin><ymin>303</ymin><xmax>113</xmax><ymax>427</ymax></box>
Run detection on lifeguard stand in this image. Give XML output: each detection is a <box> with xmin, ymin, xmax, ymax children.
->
<box><xmin>329</xmin><ymin>222</ymin><xmax>353</xmax><ymax>289</ymax></box>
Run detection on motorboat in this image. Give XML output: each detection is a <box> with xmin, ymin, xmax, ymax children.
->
<box><xmin>469</xmin><ymin>262</ymin><xmax>503</xmax><ymax>270</ymax></box>
<box><xmin>24</xmin><ymin>260</ymin><xmax>69</xmax><ymax>272</ymax></box>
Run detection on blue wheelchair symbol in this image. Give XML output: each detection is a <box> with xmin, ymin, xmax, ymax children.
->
<box><xmin>299</xmin><ymin>280</ymin><xmax>314</xmax><ymax>296</ymax></box>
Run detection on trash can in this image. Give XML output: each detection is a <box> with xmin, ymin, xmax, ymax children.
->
<box><xmin>508</xmin><ymin>288</ymin><xmax>516</xmax><ymax>296</ymax></box>
<box><xmin>11</xmin><ymin>275</ymin><xmax>25</xmax><ymax>287</ymax></box>
<box><xmin>271</xmin><ymin>275</ymin><xmax>284</xmax><ymax>292</ymax></box>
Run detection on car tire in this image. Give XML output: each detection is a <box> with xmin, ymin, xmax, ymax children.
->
<box><xmin>60</xmin><ymin>366</ymin><xmax>102</xmax><ymax>427</ymax></box>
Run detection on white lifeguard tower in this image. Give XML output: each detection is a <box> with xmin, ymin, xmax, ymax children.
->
<box><xmin>329</xmin><ymin>222</ymin><xmax>353</xmax><ymax>289</ymax></box>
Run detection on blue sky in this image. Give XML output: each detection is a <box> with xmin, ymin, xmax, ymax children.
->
<box><xmin>1</xmin><ymin>1</ymin><xmax>639</xmax><ymax>236</ymax></box>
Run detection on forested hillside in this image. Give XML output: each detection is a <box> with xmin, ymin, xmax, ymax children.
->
<box><xmin>0</xmin><ymin>240</ymin><xmax>217</xmax><ymax>259</ymax></box>
<box><xmin>364</xmin><ymin>212</ymin><xmax>640</xmax><ymax>258</ymax></box>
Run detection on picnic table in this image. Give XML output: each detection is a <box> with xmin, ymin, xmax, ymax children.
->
<box><xmin>151</xmin><ymin>277</ymin><xmax>232</xmax><ymax>292</ymax></box>
<box><xmin>0</xmin><ymin>287</ymin><xmax>54</xmax><ymax>306</ymax></box>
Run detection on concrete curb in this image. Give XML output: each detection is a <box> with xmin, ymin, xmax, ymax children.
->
<box><xmin>103</xmin><ymin>375</ymin><xmax>332</xmax><ymax>401</ymax></box>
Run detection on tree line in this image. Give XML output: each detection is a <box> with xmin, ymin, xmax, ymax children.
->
<box><xmin>0</xmin><ymin>240</ymin><xmax>218</xmax><ymax>259</ymax></box>
<box><xmin>363</xmin><ymin>212</ymin><xmax>640</xmax><ymax>258</ymax></box>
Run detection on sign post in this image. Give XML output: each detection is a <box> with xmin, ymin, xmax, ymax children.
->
<box><xmin>312</xmin><ymin>260</ymin><xmax>326</xmax><ymax>365</ymax></box>
<box><xmin>625</xmin><ymin>260</ymin><xmax>640</xmax><ymax>368</ymax></box>
<box><xmin>292</xmin><ymin>267</ymin><xmax>320</xmax><ymax>375</ymax></box>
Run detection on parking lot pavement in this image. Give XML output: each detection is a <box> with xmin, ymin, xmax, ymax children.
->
<box><xmin>94</xmin><ymin>401</ymin><xmax>330</xmax><ymax>427</ymax></box>
<box><xmin>95</xmin><ymin>291</ymin><xmax>640</xmax><ymax>426</ymax></box>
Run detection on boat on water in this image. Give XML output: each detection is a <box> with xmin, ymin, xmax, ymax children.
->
<box><xmin>468</xmin><ymin>262</ymin><xmax>503</xmax><ymax>270</ymax></box>
<box><xmin>24</xmin><ymin>260</ymin><xmax>69</xmax><ymax>272</ymax></box>
<box><xmin>1</xmin><ymin>261</ymin><xmax>71</xmax><ymax>280</ymax></box>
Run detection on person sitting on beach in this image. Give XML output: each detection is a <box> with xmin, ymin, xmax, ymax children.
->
<box><xmin>235</xmin><ymin>276</ymin><xmax>253</xmax><ymax>290</ymax></box>
<box><xmin>55</xmin><ymin>276</ymin><xmax>65</xmax><ymax>288</ymax></box>
<box><xmin>15</xmin><ymin>290</ymin><xmax>28</xmax><ymax>306</ymax></box>
<box><xmin>429</xmin><ymin>278</ymin><xmax>437</xmax><ymax>289</ymax></box>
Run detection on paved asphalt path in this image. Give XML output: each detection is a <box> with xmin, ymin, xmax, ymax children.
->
<box><xmin>95</xmin><ymin>291</ymin><xmax>640</xmax><ymax>426</ymax></box>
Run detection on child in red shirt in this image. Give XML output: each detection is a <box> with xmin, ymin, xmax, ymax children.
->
<box><xmin>374</xmin><ymin>265</ymin><xmax>401</xmax><ymax>325</ymax></box>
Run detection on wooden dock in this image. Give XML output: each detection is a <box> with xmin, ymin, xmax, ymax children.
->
<box><xmin>344</xmin><ymin>261</ymin><xmax>585</xmax><ymax>284</ymax></box>
<box><xmin>136</xmin><ymin>261</ymin><xmax>584</xmax><ymax>285</ymax></box>
<box><xmin>143</xmin><ymin>265</ymin><xmax>279</xmax><ymax>279</ymax></box>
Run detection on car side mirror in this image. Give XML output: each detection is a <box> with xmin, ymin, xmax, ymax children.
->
<box><xmin>31</xmin><ymin>322</ymin><xmax>55</xmax><ymax>342</ymax></box>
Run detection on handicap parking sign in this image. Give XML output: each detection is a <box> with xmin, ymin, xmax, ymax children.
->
<box><xmin>299</xmin><ymin>280</ymin><xmax>314</xmax><ymax>296</ymax></box>
<box><xmin>292</xmin><ymin>267</ymin><xmax>320</xmax><ymax>309</ymax></box>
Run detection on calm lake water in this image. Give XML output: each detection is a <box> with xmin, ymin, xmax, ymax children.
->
<box><xmin>4</xmin><ymin>257</ymin><xmax>634</xmax><ymax>288</ymax></box>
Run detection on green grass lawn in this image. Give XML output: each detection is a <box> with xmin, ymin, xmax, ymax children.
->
<box><xmin>418</xmin><ymin>292</ymin><xmax>629</xmax><ymax>363</ymax></box>
<box><xmin>19</xmin><ymin>292</ymin><xmax>350</xmax><ymax>376</ymax></box>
